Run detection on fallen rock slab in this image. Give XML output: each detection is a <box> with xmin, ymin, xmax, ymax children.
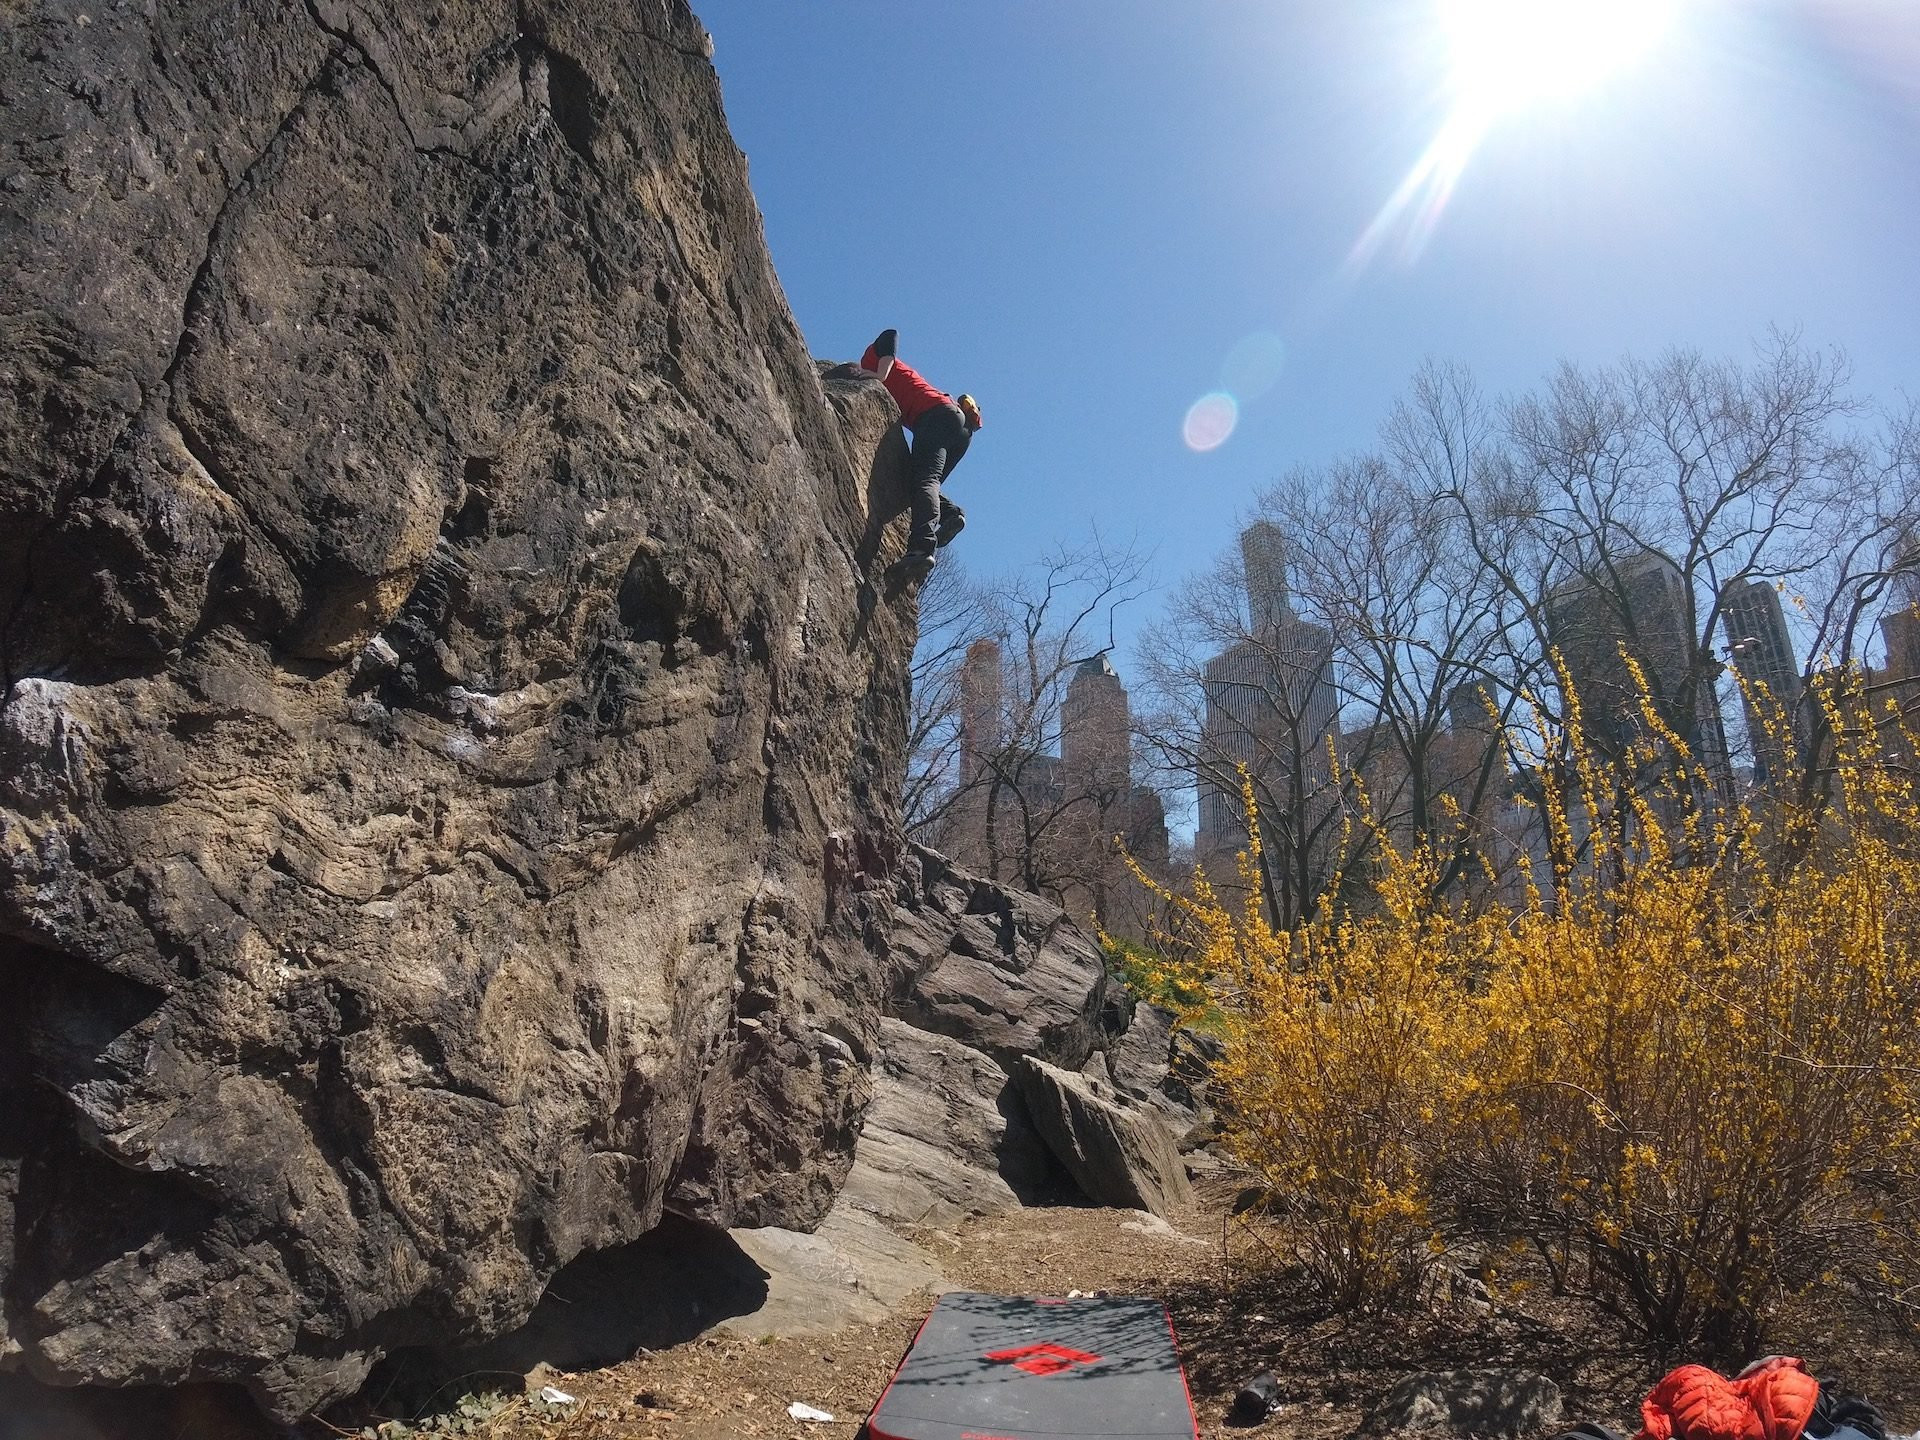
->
<box><xmin>722</xmin><ymin>1209</ymin><xmax>947</xmax><ymax>1339</ymax></box>
<box><xmin>1013</xmin><ymin>1057</ymin><xmax>1193</xmax><ymax>1217</ymax></box>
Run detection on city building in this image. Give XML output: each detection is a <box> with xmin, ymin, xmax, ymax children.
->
<box><xmin>1720</xmin><ymin>578</ymin><xmax>1803</xmax><ymax>785</ymax></box>
<box><xmin>1545</xmin><ymin>549</ymin><xmax>1730</xmax><ymax>786</ymax></box>
<box><xmin>937</xmin><ymin>642</ymin><xmax>1167</xmax><ymax>935</ymax></box>
<box><xmin>1336</xmin><ymin>680</ymin><xmax>1504</xmax><ymax>900</ymax></box>
<box><xmin>1882</xmin><ymin>548</ymin><xmax>1920</xmax><ymax>682</ymax></box>
<box><xmin>1194</xmin><ymin>523</ymin><xmax>1338</xmax><ymax>882</ymax></box>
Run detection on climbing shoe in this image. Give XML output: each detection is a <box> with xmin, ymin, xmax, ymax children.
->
<box><xmin>935</xmin><ymin>506</ymin><xmax>966</xmax><ymax>549</ymax></box>
<box><xmin>872</xmin><ymin>327</ymin><xmax>897</xmax><ymax>360</ymax></box>
<box><xmin>893</xmin><ymin>550</ymin><xmax>935</xmax><ymax>583</ymax></box>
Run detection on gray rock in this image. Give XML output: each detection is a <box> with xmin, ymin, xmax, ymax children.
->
<box><xmin>1080</xmin><ymin>1048</ymin><xmax>1118</xmax><ymax>1095</ymax></box>
<box><xmin>1165</xmin><ymin>1022</ymin><xmax>1227</xmax><ymax>1114</ymax></box>
<box><xmin>836</xmin><ymin>1019</ymin><xmax>1053</xmax><ymax>1229</ymax></box>
<box><xmin>1105</xmin><ymin>1001</ymin><xmax>1213</xmax><ymax>1129</ymax></box>
<box><xmin>1013</xmin><ymin>1057</ymin><xmax>1193</xmax><ymax>1217</ymax></box>
<box><xmin>0</xmin><ymin>0</ymin><xmax>929</xmax><ymax>1420</ymax></box>
<box><xmin>1367</xmin><ymin>1369</ymin><xmax>1564</xmax><ymax>1437</ymax></box>
<box><xmin>722</xmin><ymin>1208</ymin><xmax>947</xmax><ymax>1339</ymax></box>
<box><xmin>886</xmin><ymin>846</ymin><xmax>1114</xmax><ymax>1071</ymax></box>
<box><xmin>1107</xmin><ymin>1002</ymin><xmax>1178</xmax><ymax>1100</ymax></box>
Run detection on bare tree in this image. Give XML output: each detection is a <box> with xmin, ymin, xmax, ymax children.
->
<box><xmin>1140</xmin><ymin>334</ymin><xmax>1920</xmax><ymax>922</ymax></box>
<box><xmin>903</xmin><ymin>558</ymin><xmax>987</xmax><ymax>840</ymax></box>
<box><xmin>903</xmin><ymin>534</ymin><xmax>1159</xmax><ymax>924</ymax></box>
<box><xmin>1456</xmin><ymin>334</ymin><xmax>1911</xmax><ymax>878</ymax></box>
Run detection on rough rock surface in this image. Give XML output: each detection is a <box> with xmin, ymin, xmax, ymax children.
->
<box><xmin>0</xmin><ymin>0</ymin><xmax>927</xmax><ymax>1419</ymax></box>
<box><xmin>1366</xmin><ymin>1369</ymin><xmax>1565</xmax><ymax>1437</ymax></box>
<box><xmin>833</xmin><ymin>1017</ymin><xmax>1054</xmax><ymax>1230</ymax></box>
<box><xmin>723</xmin><ymin>850</ymin><xmax>1162</xmax><ymax>1339</ymax></box>
<box><xmin>815</xmin><ymin>844</ymin><xmax>1208</xmax><ymax>1239</ymax></box>
<box><xmin>1013</xmin><ymin>1056</ymin><xmax>1194</xmax><ymax>1218</ymax></box>
<box><xmin>1109</xmin><ymin>1002</ymin><xmax>1179</xmax><ymax>1101</ymax></box>
<box><xmin>881</xmin><ymin>845</ymin><xmax>1113</xmax><ymax>1071</ymax></box>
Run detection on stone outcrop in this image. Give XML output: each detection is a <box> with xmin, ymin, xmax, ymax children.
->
<box><xmin>828</xmin><ymin>843</ymin><xmax>1121</xmax><ymax>1236</ymax></box>
<box><xmin>732</xmin><ymin>844</ymin><xmax>1206</xmax><ymax>1327</ymax></box>
<box><xmin>827</xmin><ymin>843</ymin><xmax>1204</xmax><ymax>1232</ymax></box>
<box><xmin>834</xmin><ymin>1017</ymin><xmax>1055</xmax><ymax>1230</ymax></box>
<box><xmin>1</xmin><ymin>0</ymin><xmax>927</xmax><ymax>1420</ymax></box>
<box><xmin>881</xmin><ymin>845</ymin><xmax>1113</xmax><ymax>1071</ymax></box>
<box><xmin>1013</xmin><ymin>1056</ymin><xmax>1194</xmax><ymax>1218</ymax></box>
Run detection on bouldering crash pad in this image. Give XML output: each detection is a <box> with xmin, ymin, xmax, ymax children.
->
<box><xmin>865</xmin><ymin>1291</ymin><xmax>1199</xmax><ymax>1440</ymax></box>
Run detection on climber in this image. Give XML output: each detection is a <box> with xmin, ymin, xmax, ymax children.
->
<box><xmin>859</xmin><ymin>328</ymin><xmax>982</xmax><ymax>581</ymax></box>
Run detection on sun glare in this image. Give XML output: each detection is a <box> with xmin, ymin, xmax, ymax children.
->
<box><xmin>1350</xmin><ymin>0</ymin><xmax>1680</xmax><ymax>270</ymax></box>
<box><xmin>1442</xmin><ymin>0</ymin><xmax>1676</xmax><ymax>118</ymax></box>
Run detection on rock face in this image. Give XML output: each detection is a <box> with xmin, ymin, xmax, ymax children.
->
<box><xmin>1013</xmin><ymin>1056</ymin><xmax>1194</xmax><ymax>1218</ymax></box>
<box><xmin>0</xmin><ymin>0</ymin><xmax>924</xmax><ymax>1420</ymax></box>
<box><xmin>731</xmin><ymin>844</ymin><xmax>1207</xmax><ymax>1329</ymax></box>
<box><xmin>829</xmin><ymin>843</ymin><xmax>1118</xmax><ymax>1234</ymax></box>
<box><xmin>834</xmin><ymin>1017</ymin><xmax>1053</xmax><ymax>1229</ymax></box>
<box><xmin>882</xmin><ymin>845</ymin><xmax>1113</xmax><ymax>1071</ymax></box>
<box><xmin>825</xmin><ymin>843</ymin><xmax>1210</xmax><ymax>1233</ymax></box>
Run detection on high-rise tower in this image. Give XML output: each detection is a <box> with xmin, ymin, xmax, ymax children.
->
<box><xmin>1064</xmin><ymin>653</ymin><xmax>1129</xmax><ymax>801</ymax></box>
<box><xmin>1721</xmin><ymin>578</ymin><xmax>1802</xmax><ymax>784</ymax></box>
<box><xmin>1196</xmin><ymin>525</ymin><xmax>1337</xmax><ymax>867</ymax></box>
<box><xmin>956</xmin><ymin>637</ymin><xmax>1003</xmax><ymax>788</ymax></box>
<box><xmin>1546</xmin><ymin>549</ymin><xmax>1729</xmax><ymax>781</ymax></box>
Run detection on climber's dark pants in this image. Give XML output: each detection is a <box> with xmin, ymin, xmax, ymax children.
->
<box><xmin>905</xmin><ymin>402</ymin><xmax>970</xmax><ymax>557</ymax></box>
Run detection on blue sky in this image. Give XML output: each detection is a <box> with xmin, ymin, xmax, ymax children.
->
<box><xmin>697</xmin><ymin>1</ymin><xmax>1919</xmax><ymax>657</ymax></box>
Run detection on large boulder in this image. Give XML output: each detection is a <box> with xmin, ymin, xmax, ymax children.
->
<box><xmin>835</xmin><ymin>1018</ymin><xmax>1056</xmax><ymax>1230</ymax></box>
<box><xmin>0</xmin><ymin>0</ymin><xmax>924</xmax><ymax>1420</ymax></box>
<box><xmin>884</xmin><ymin>845</ymin><xmax>1115</xmax><ymax>1071</ymax></box>
<box><xmin>1012</xmin><ymin>1057</ymin><xmax>1193</xmax><ymax>1218</ymax></box>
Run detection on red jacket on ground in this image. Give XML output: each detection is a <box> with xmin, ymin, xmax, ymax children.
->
<box><xmin>861</xmin><ymin>342</ymin><xmax>952</xmax><ymax>428</ymax></box>
<box><xmin>1636</xmin><ymin>1358</ymin><xmax>1819</xmax><ymax>1440</ymax></box>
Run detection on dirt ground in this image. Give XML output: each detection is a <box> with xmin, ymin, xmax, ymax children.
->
<box><xmin>336</xmin><ymin>1180</ymin><xmax>1919</xmax><ymax>1440</ymax></box>
<box><xmin>4</xmin><ymin>1180</ymin><xmax>1909</xmax><ymax>1439</ymax></box>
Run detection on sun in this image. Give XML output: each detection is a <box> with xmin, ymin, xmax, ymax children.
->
<box><xmin>1349</xmin><ymin>0</ymin><xmax>1681</xmax><ymax>269</ymax></box>
<box><xmin>1440</xmin><ymin>0</ymin><xmax>1678</xmax><ymax>120</ymax></box>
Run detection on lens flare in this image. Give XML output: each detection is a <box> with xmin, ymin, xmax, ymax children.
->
<box><xmin>1221</xmin><ymin>332</ymin><xmax>1288</xmax><ymax>400</ymax></box>
<box><xmin>1348</xmin><ymin>108</ymin><xmax>1489</xmax><ymax>270</ymax></box>
<box><xmin>1183</xmin><ymin>392</ymin><xmax>1238</xmax><ymax>452</ymax></box>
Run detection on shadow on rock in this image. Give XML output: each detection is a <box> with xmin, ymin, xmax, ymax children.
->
<box><xmin>0</xmin><ymin>1376</ymin><xmax>271</xmax><ymax>1440</ymax></box>
<box><xmin>346</xmin><ymin>1215</ymin><xmax>769</xmax><ymax>1421</ymax></box>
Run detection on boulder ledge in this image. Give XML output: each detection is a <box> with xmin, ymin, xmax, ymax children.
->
<box><xmin>0</xmin><ymin>0</ymin><xmax>921</xmax><ymax>1419</ymax></box>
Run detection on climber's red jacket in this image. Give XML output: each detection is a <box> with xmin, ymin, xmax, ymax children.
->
<box><xmin>1636</xmin><ymin>1358</ymin><xmax>1819</xmax><ymax>1440</ymax></box>
<box><xmin>861</xmin><ymin>343</ymin><xmax>952</xmax><ymax>428</ymax></box>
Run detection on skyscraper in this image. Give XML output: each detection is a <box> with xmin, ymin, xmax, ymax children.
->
<box><xmin>1060</xmin><ymin>653</ymin><xmax>1167</xmax><ymax>934</ymax></box>
<box><xmin>1546</xmin><ymin>549</ymin><xmax>1729</xmax><ymax>782</ymax></box>
<box><xmin>1883</xmin><ymin>544</ymin><xmax>1920</xmax><ymax>682</ymax></box>
<box><xmin>1195</xmin><ymin>525</ymin><xmax>1337</xmax><ymax>868</ymax></box>
<box><xmin>1720</xmin><ymin>578</ymin><xmax>1802</xmax><ymax>784</ymax></box>
<box><xmin>1241</xmin><ymin>519</ymin><xmax>1292</xmax><ymax>636</ymax></box>
<box><xmin>1063</xmin><ymin>654</ymin><xmax>1130</xmax><ymax>802</ymax></box>
<box><xmin>956</xmin><ymin>637</ymin><xmax>1003</xmax><ymax>788</ymax></box>
<box><xmin>939</xmin><ymin>641</ymin><xmax>1166</xmax><ymax>933</ymax></box>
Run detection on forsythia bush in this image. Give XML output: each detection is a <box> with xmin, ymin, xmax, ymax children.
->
<box><xmin>1100</xmin><ymin>934</ymin><xmax>1212</xmax><ymax>1016</ymax></box>
<box><xmin>1141</xmin><ymin>677</ymin><xmax>1920</xmax><ymax>1356</ymax></box>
